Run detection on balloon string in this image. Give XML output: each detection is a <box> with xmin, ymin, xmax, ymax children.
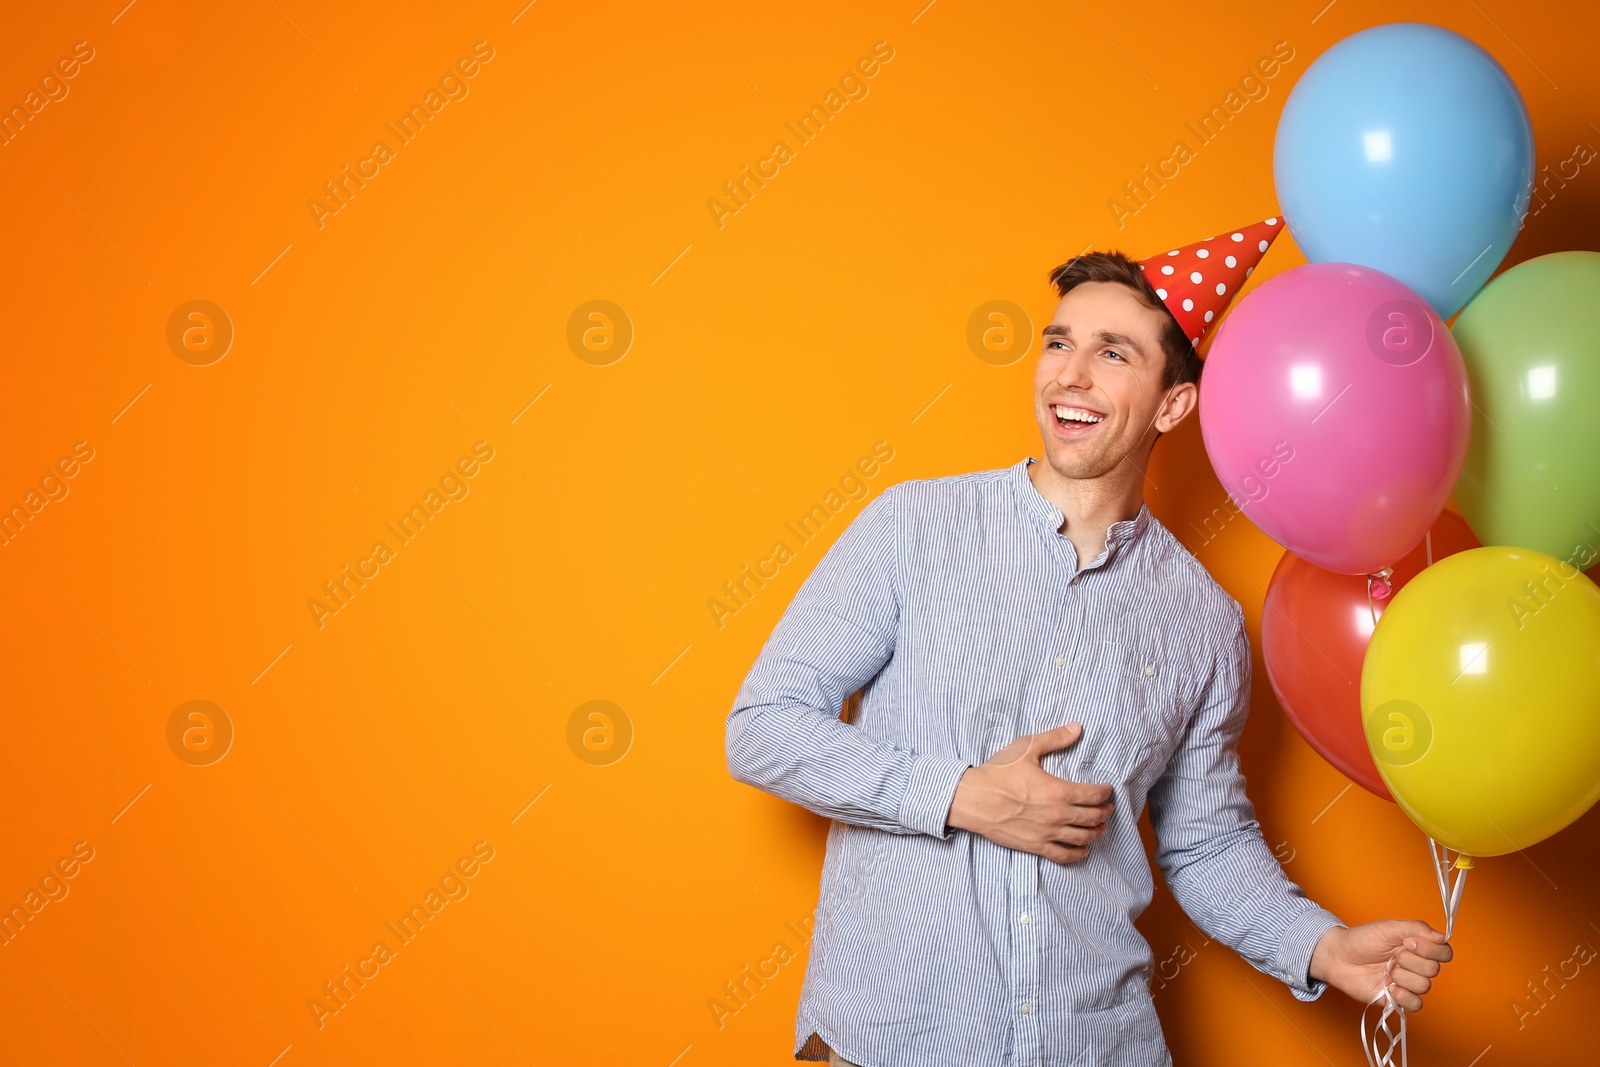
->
<box><xmin>1446</xmin><ymin>865</ymin><xmax>1470</xmax><ymax>938</ymax></box>
<box><xmin>1361</xmin><ymin>976</ymin><xmax>1407</xmax><ymax>1067</ymax></box>
<box><xmin>1356</xmin><ymin>538</ymin><xmax>1452</xmax><ymax>1067</ymax></box>
<box><xmin>1367</xmin><ymin>526</ymin><xmax>1436</xmax><ymax>628</ymax></box>
<box><xmin>1428</xmin><ymin>837</ymin><xmax>1473</xmax><ymax>938</ymax></box>
<box><xmin>1364</xmin><ymin>839</ymin><xmax>1470</xmax><ymax>1066</ymax></box>
<box><xmin>1444</xmin><ymin>854</ymin><xmax>1472</xmax><ymax>940</ymax></box>
<box><xmin>1428</xmin><ymin>838</ymin><xmax>1452</xmax><ymax>910</ymax></box>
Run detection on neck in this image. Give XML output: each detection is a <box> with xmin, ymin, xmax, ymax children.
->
<box><xmin>1027</xmin><ymin>456</ymin><xmax>1146</xmax><ymax>560</ymax></box>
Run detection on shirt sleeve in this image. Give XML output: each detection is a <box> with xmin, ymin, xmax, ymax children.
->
<box><xmin>1146</xmin><ymin>600</ymin><xmax>1346</xmax><ymax>1001</ymax></box>
<box><xmin>724</xmin><ymin>485</ymin><xmax>972</xmax><ymax>839</ymax></box>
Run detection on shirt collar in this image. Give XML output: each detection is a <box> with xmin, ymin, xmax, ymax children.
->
<box><xmin>1012</xmin><ymin>457</ymin><xmax>1152</xmax><ymax>555</ymax></box>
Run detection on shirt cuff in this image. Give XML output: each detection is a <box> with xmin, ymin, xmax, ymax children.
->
<box><xmin>1276</xmin><ymin>907</ymin><xmax>1347</xmax><ymax>1002</ymax></box>
<box><xmin>898</xmin><ymin>753</ymin><xmax>972</xmax><ymax>839</ymax></box>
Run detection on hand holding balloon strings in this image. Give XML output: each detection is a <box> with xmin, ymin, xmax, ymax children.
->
<box><xmin>1358</xmin><ymin>843</ymin><xmax>1471</xmax><ymax>1067</ymax></box>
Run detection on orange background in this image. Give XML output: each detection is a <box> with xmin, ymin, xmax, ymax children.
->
<box><xmin>2</xmin><ymin>1</ymin><xmax>1598</xmax><ymax>1064</ymax></box>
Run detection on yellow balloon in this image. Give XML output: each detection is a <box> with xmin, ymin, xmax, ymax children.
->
<box><xmin>1361</xmin><ymin>545</ymin><xmax>1600</xmax><ymax>857</ymax></box>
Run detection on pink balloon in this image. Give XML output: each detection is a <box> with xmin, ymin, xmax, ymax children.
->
<box><xmin>1198</xmin><ymin>262</ymin><xmax>1471</xmax><ymax>575</ymax></box>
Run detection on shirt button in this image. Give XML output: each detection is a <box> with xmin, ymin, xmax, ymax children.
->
<box><xmin>1020</xmin><ymin>1002</ymin><xmax>1031</xmax><ymax>1015</ymax></box>
<box><xmin>1054</xmin><ymin>655</ymin><xmax>1065</xmax><ymax>666</ymax></box>
<box><xmin>1144</xmin><ymin>664</ymin><xmax>1156</xmax><ymax>676</ymax></box>
<box><xmin>1019</xmin><ymin>914</ymin><xmax>1030</xmax><ymax>924</ymax></box>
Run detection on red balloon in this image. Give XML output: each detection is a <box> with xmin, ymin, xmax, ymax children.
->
<box><xmin>1261</xmin><ymin>509</ymin><xmax>1479</xmax><ymax>800</ymax></box>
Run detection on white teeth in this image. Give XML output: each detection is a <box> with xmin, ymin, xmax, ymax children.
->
<box><xmin>1053</xmin><ymin>405</ymin><xmax>1104</xmax><ymax>424</ymax></box>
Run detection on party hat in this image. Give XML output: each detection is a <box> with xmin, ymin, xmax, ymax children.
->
<box><xmin>1137</xmin><ymin>216</ymin><xmax>1285</xmax><ymax>350</ymax></box>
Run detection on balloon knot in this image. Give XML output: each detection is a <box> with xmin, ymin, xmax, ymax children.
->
<box><xmin>1368</xmin><ymin>568</ymin><xmax>1395</xmax><ymax>601</ymax></box>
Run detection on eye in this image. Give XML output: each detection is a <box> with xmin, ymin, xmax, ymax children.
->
<box><xmin>1105</xmin><ymin>349</ymin><xmax>1125</xmax><ymax>361</ymax></box>
<box><xmin>1045</xmin><ymin>339</ymin><xmax>1067</xmax><ymax>350</ymax></box>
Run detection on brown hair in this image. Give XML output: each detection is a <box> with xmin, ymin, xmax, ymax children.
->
<box><xmin>1046</xmin><ymin>250</ymin><xmax>1198</xmax><ymax>390</ymax></box>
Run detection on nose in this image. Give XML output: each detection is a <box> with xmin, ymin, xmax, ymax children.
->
<box><xmin>1051</xmin><ymin>346</ymin><xmax>1094</xmax><ymax>390</ymax></box>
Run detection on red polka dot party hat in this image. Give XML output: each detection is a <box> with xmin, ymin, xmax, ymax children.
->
<box><xmin>1136</xmin><ymin>216</ymin><xmax>1284</xmax><ymax>351</ymax></box>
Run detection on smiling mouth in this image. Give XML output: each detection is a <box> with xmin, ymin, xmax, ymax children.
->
<box><xmin>1052</xmin><ymin>403</ymin><xmax>1106</xmax><ymax>429</ymax></box>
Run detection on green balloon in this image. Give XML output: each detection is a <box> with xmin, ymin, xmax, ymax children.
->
<box><xmin>1453</xmin><ymin>251</ymin><xmax>1600</xmax><ymax>568</ymax></box>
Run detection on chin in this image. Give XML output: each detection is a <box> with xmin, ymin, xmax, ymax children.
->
<box><xmin>1044</xmin><ymin>434</ymin><xmax>1122</xmax><ymax>476</ymax></box>
<box><xmin>1039</xmin><ymin>446</ymin><xmax>1095</xmax><ymax>479</ymax></box>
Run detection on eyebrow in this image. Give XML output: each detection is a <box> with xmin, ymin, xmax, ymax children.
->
<box><xmin>1041</xmin><ymin>324</ymin><xmax>1145</xmax><ymax>357</ymax></box>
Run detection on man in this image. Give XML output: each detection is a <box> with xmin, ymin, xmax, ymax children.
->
<box><xmin>724</xmin><ymin>217</ymin><xmax>1452</xmax><ymax>1066</ymax></box>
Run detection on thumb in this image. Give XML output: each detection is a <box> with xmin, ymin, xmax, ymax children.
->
<box><xmin>1029</xmin><ymin>722</ymin><xmax>1084</xmax><ymax>759</ymax></box>
<box><xmin>1396</xmin><ymin>919</ymin><xmax>1445</xmax><ymax>944</ymax></box>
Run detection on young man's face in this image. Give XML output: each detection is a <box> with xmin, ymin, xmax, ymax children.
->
<box><xmin>1033</xmin><ymin>280</ymin><xmax>1198</xmax><ymax>482</ymax></box>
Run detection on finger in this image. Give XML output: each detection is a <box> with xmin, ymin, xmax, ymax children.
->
<box><xmin>1387</xmin><ymin>982</ymin><xmax>1423</xmax><ymax>1013</ymax></box>
<box><xmin>1404</xmin><ymin>935</ymin><xmax>1453</xmax><ymax>963</ymax></box>
<box><xmin>1029</xmin><ymin>723</ymin><xmax>1085</xmax><ymax>760</ymax></box>
<box><xmin>1059</xmin><ymin>781</ymin><xmax>1115</xmax><ymax>806</ymax></box>
<box><xmin>1042</xmin><ymin>842</ymin><xmax>1089</xmax><ymax>865</ymax></box>
<box><xmin>984</xmin><ymin>736</ymin><xmax>1033</xmax><ymax>768</ymax></box>
<box><xmin>1393</xmin><ymin>949</ymin><xmax>1441</xmax><ymax>978</ymax></box>
<box><xmin>1052</xmin><ymin>824</ymin><xmax>1107</xmax><ymax>847</ymax></box>
<box><xmin>1065</xmin><ymin>801</ymin><xmax>1113</xmax><ymax>826</ymax></box>
<box><xmin>1394</xmin><ymin>919</ymin><xmax>1446</xmax><ymax>945</ymax></box>
<box><xmin>993</xmin><ymin>726</ymin><xmax>1082</xmax><ymax>769</ymax></box>
<box><xmin>1059</xmin><ymin>808</ymin><xmax>1114</xmax><ymax>830</ymax></box>
<box><xmin>1389</xmin><ymin>967</ymin><xmax>1431</xmax><ymax>998</ymax></box>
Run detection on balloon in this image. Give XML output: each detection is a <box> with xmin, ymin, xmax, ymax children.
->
<box><xmin>1273</xmin><ymin>22</ymin><xmax>1534</xmax><ymax>319</ymax></box>
<box><xmin>1199</xmin><ymin>261</ymin><xmax>1471</xmax><ymax>575</ymax></box>
<box><xmin>1264</xmin><ymin>511</ymin><xmax>1479</xmax><ymax>800</ymax></box>
<box><xmin>1361</xmin><ymin>546</ymin><xmax>1600</xmax><ymax>857</ymax></box>
<box><xmin>1452</xmin><ymin>251</ymin><xmax>1600</xmax><ymax>566</ymax></box>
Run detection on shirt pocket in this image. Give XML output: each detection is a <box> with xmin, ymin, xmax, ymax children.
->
<box><xmin>1082</xmin><ymin>632</ymin><xmax>1188</xmax><ymax>782</ymax></box>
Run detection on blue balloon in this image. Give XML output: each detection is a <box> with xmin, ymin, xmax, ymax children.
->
<box><xmin>1273</xmin><ymin>22</ymin><xmax>1534</xmax><ymax>319</ymax></box>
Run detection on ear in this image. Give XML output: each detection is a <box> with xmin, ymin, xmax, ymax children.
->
<box><xmin>1153</xmin><ymin>381</ymin><xmax>1197</xmax><ymax>433</ymax></box>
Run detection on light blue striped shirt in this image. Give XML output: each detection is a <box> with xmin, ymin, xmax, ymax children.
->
<box><xmin>725</xmin><ymin>457</ymin><xmax>1345</xmax><ymax>1066</ymax></box>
